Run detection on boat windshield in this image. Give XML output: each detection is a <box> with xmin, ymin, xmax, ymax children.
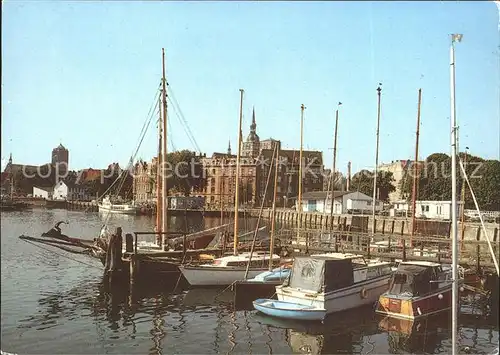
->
<box><xmin>388</xmin><ymin>264</ymin><xmax>439</xmax><ymax>297</ymax></box>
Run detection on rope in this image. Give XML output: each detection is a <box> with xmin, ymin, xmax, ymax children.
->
<box><xmin>21</xmin><ymin>238</ymin><xmax>102</xmax><ymax>269</ymax></box>
<box><xmin>167</xmin><ymin>85</ymin><xmax>201</xmax><ymax>153</ymax></box>
<box><xmin>99</xmin><ymin>84</ymin><xmax>161</xmax><ymax>230</ymax></box>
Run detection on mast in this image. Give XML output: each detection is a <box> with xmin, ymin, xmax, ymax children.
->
<box><xmin>450</xmin><ymin>33</ymin><xmax>462</xmax><ymax>355</ymax></box>
<box><xmin>459</xmin><ymin>148</ymin><xmax>468</xmax><ymax>249</ymax></box>
<box><xmin>330</xmin><ymin>103</ymin><xmax>341</xmax><ymax>217</ymax></box>
<box><xmin>156</xmin><ymin>90</ymin><xmax>163</xmax><ymax>242</ymax></box>
<box><xmin>269</xmin><ymin>147</ymin><xmax>279</xmax><ymax>270</ymax></box>
<box><xmin>297</xmin><ymin>104</ymin><xmax>305</xmax><ymax>242</ymax></box>
<box><xmin>161</xmin><ymin>48</ymin><xmax>168</xmax><ymax>249</ymax></box>
<box><xmin>372</xmin><ymin>85</ymin><xmax>382</xmax><ymax>237</ymax></box>
<box><xmin>233</xmin><ymin>89</ymin><xmax>244</xmax><ymax>255</ymax></box>
<box><xmin>410</xmin><ymin>88</ymin><xmax>422</xmax><ymax>246</ymax></box>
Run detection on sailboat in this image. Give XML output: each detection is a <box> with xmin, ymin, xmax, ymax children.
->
<box><xmin>179</xmin><ymin>89</ymin><xmax>281</xmax><ymax>286</ymax></box>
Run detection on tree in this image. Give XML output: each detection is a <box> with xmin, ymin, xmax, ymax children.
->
<box><xmin>398</xmin><ymin>152</ymin><xmax>500</xmax><ymax>211</ymax></box>
<box><xmin>351</xmin><ymin>170</ymin><xmax>395</xmax><ymax>201</ymax></box>
<box><xmin>164</xmin><ymin>150</ymin><xmax>202</xmax><ymax>196</ymax></box>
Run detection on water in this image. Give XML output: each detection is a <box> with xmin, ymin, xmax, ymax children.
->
<box><xmin>1</xmin><ymin>209</ymin><xmax>498</xmax><ymax>354</ymax></box>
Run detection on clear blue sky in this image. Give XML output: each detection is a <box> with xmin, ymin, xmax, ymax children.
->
<box><xmin>2</xmin><ymin>1</ymin><xmax>499</xmax><ymax>175</ymax></box>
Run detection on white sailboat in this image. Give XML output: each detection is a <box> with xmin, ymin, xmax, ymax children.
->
<box><xmin>179</xmin><ymin>89</ymin><xmax>280</xmax><ymax>286</ymax></box>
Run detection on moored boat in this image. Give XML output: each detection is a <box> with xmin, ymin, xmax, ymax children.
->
<box><xmin>178</xmin><ymin>251</ymin><xmax>281</xmax><ymax>287</ymax></box>
<box><xmin>275</xmin><ymin>253</ymin><xmax>393</xmax><ymax>317</ymax></box>
<box><xmin>98</xmin><ymin>195</ymin><xmax>138</xmax><ymax>215</ymax></box>
<box><xmin>375</xmin><ymin>260</ymin><xmax>464</xmax><ymax>320</ymax></box>
<box><xmin>233</xmin><ymin>264</ymin><xmax>291</xmax><ymax>309</ymax></box>
<box><xmin>253</xmin><ymin>298</ymin><xmax>326</xmax><ymax>321</ymax></box>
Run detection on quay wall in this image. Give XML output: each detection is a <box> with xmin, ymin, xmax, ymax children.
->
<box><xmin>248</xmin><ymin>208</ymin><xmax>499</xmax><ymax>243</ymax></box>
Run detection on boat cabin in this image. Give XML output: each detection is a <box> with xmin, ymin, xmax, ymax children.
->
<box><xmin>282</xmin><ymin>256</ymin><xmax>356</xmax><ymax>293</ymax></box>
<box><xmin>387</xmin><ymin>261</ymin><xmax>451</xmax><ymax>297</ymax></box>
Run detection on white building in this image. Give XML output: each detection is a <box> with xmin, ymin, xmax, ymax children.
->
<box><xmin>33</xmin><ymin>186</ymin><xmax>52</xmax><ymax>199</ymax></box>
<box><xmin>415</xmin><ymin>200</ymin><xmax>460</xmax><ymax>220</ymax></box>
<box><xmin>389</xmin><ymin>200</ymin><xmax>462</xmax><ymax>220</ymax></box>
<box><xmin>53</xmin><ymin>180</ymin><xmax>90</xmax><ymax>201</ymax></box>
<box><xmin>298</xmin><ymin>191</ymin><xmax>383</xmax><ymax>214</ymax></box>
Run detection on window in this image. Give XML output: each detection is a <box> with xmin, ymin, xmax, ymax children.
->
<box><xmin>437</xmin><ymin>206</ymin><xmax>442</xmax><ymax>215</ymax></box>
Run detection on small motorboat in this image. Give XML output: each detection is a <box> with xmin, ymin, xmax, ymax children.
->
<box><xmin>233</xmin><ymin>265</ymin><xmax>291</xmax><ymax>310</ymax></box>
<box><xmin>253</xmin><ymin>298</ymin><xmax>326</xmax><ymax>321</ymax></box>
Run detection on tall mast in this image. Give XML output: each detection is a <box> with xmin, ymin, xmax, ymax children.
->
<box><xmin>410</xmin><ymin>88</ymin><xmax>422</xmax><ymax>246</ymax></box>
<box><xmin>372</xmin><ymin>85</ymin><xmax>382</xmax><ymax>236</ymax></box>
<box><xmin>156</xmin><ymin>89</ymin><xmax>163</xmax><ymax>241</ymax></box>
<box><xmin>330</xmin><ymin>102</ymin><xmax>341</xmax><ymax>217</ymax></box>
<box><xmin>297</xmin><ymin>104</ymin><xmax>305</xmax><ymax>242</ymax></box>
<box><xmin>233</xmin><ymin>89</ymin><xmax>244</xmax><ymax>255</ymax></box>
<box><xmin>460</xmin><ymin>148</ymin><xmax>468</xmax><ymax>249</ymax></box>
<box><xmin>450</xmin><ymin>33</ymin><xmax>462</xmax><ymax>355</ymax></box>
<box><xmin>269</xmin><ymin>147</ymin><xmax>279</xmax><ymax>270</ymax></box>
<box><xmin>161</xmin><ymin>48</ymin><xmax>168</xmax><ymax>249</ymax></box>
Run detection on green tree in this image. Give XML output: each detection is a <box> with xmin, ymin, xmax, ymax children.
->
<box><xmin>164</xmin><ymin>150</ymin><xmax>202</xmax><ymax>196</ymax></box>
<box><xmin>398</xmin><ymin>152</ymin><xmax>500</xmax><ymax>211</ymax></box>
<box><xmin>351</xmin><ymin>170</ymin><xmax>395</xmax><ymax>201</ymax></box>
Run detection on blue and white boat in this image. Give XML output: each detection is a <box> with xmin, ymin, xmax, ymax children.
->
<box><xmin>233</xmin><ymin>265</ymin><xmax>292</xmax><ymax>310</ymax></box>
<box><xmin>276</xmin><ymin>253</ymin><xmax>393</xmax><ymax>316</ymax></box>
<box><xmin>253</xmin><ymin>298</ymin><xmax>327</xmax><ymax>321</ymax></box>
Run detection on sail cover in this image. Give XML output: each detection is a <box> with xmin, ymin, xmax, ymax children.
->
<box><xmin>288</xmin><ymin>256</ymin><xmax>354</xmax><ymax>293</ymax></box>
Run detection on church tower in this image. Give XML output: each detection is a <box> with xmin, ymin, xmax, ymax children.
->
<box><xmin>227</xmin><ymin>139</ymin><xmax>232</xmax><ymax>156</ymax></box>
<box><xmin>242</xmin><ymin>107</ymin><xmax>260</xmax><ymax>158</ymax></box>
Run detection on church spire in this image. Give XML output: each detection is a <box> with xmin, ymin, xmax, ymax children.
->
<box><xmin>227</xmin><ymin>139</ymin><xmax>232</xmax><ymax>155</ymax></box>
<box><xmin>8</xmin><ymin>153</ymin><xmax>12</xmax><ymax>165</ymax></box>
<box><xmin>250</xmin><ymin>106</ymin><xmax>256</xmax><ymax>132</ymax></box>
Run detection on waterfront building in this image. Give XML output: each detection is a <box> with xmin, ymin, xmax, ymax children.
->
<box><xmin>132</xmin><ymin>157</ymin><xmax>158</xmax><ymax>203</ymax></box>
<box><xmin>298</xmin><ymin>190</ymin><xmax>383</xmax><ymax>214</ymax></box>
<box><xmin>52</xmin><ymin>179</ymin><xmax>90</xmax><ymax>201</ymax></box>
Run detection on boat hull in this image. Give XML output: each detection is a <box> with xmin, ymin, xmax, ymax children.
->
<box><xmin>98</xmin><ymin>206</ymin><xmax>138</xmax><ymax>215</ymax></box>
<box><xmin>253</xmin><ymin>299</ymin><xmax>326</xmax><ymax>321</ymax></box>
<box><xmin>375</xmin><ymin>285</ymin><xmax>454</xmax><ymax>320</ymax></box>
<box><xmin>276</xmin><ymin>274</ymin><xmax>391</xmax><ymax>315</ymax></box>
<box><xmin>179</xmin><ymin>266</ymin><xmax>269</xmax><ymax>286</ymax></box>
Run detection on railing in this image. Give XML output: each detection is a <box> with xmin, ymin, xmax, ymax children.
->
<box><xmin>276</xmin><ymin>228</ymin><xmax>500</xmax><ymax>270</ymax></box>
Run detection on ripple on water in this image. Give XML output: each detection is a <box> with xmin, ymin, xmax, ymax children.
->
<box><xmin>2</xmin><ymin>210</ymin><xmax>499</xmax><ymax>354</ymax></box>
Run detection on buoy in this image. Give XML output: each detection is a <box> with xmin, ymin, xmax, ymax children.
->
<box><xmin>361</xmin><ymin>288</ymin><xmax>368</xmax><ymax>299</ymax></box>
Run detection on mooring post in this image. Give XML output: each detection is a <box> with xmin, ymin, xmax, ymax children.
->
<box><xmin>125</xmin><ymin>233</ymin><xmax>133</xmax><ymax>253</ymax></box>
<box><xmin>402</xmin><ymin>240</ymin><xmax>407</xmax><ymax>261</ymax></box>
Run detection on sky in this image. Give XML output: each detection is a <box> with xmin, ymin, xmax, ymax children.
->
<box><xmin>2</xmin><ymin>1</ymin><xmax>499</xmax><ymax>175</ymax></box>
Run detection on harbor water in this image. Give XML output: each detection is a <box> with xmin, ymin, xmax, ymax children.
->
<box><xmin>1</xmin><ymin>209</ymin><xmax>498</xmax><ymax>354</ymax></box>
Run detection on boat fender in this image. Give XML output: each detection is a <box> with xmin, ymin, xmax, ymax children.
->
<box><xmin>360</xmin><ymin>288</ymin><xmax>368</xmax><ymax>299</ymax></box>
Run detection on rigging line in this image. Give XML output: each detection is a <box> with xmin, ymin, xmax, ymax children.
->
<box><xmin>167</xmin><ymin>115</ymin><xmax>176</xmax><ymax>151</ymax></box>
<box><xmin>458</xmin><ymin>157</ymin><xmax>499</xmax><ymax>276</ymax></box>
<box><xmin>167</xmin><ymin>86</ymin><xmax>201</xmax><ymax>152</ymax></box>
<box><xmin>167</xmin><ymin>86</ymin><xmax>198</xmax><ymax>150</ymax></box>
<box><xmin>98</xmin><ymin>85</ymin><xmax>161</xmax><ymax>203</ymax></box>
<box><xmin>167</xmin><ymin>95</ymin><xmax>198</xmax><ymax>151</ymax></box>
<box><xmin>21</xmin><ymin>238</ymin><xmax>102</xmax><ymax>269</ymax></box>
<box><xmin>101</xmin><ymin>93</ymin><xmax>159</xmax><ymax>226</ymax></box>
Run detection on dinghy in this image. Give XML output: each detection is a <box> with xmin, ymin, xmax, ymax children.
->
<box><xmin>253</xmin><ymin>298</ymin><xmax>327</xmax><ymax>321</ymax></box>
